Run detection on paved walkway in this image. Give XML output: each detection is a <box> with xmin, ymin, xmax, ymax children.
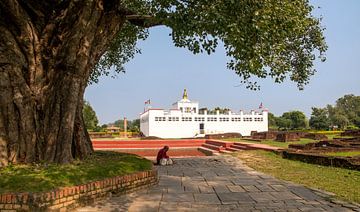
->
<box><xmin>76</xmin><ymin>155</ymin><xmax>359</xmax><ymax>212</ymax></box>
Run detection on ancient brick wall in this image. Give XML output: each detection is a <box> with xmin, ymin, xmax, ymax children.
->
<box><xmin>282</xmin><ymin>151</ymin><xmax>360</xmax><ymax>171</ymax></box>
<box><xmin>304</xmin><ymin>133</ymin><xmax>328</xmax><ymax>140</ymax></box>
<box><xmin>251</xmin><ymin>131</ymin><xmax>277</xmax><ymax>140</ymax></box>
<box><xmin>341</xmin><ymin>130</ymin><xmax>360</xmax><ymax>137</ymax></box>
<box><xmin>205</xmin><ymin>133</ymin><xmax>242</xmax><ymax>139</ymax></box>
<box><xmin>0</xmin><ymin>170</ymin><xmax>157</xmax><ymax>211</ymax></box>
<box><xmin>275</xmin><ymin>133</ymin><xmax>300</xmax><ymax>142</ymax></box>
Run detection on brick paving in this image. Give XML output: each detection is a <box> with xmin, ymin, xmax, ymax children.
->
<box><xmin>75</xmin><ymin>155</ymin><xmax>360</xmax><ymax>212</ymax></box>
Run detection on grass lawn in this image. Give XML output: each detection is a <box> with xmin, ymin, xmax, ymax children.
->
<box><xmin>0</xmin><ymin>151</ymin><xmax>152</xmax><ymax>193</ymax></box>
<box><xmin>324</xmin><ymin>151</ymin><xmax>360</xmax><ymax>157</ymax></box>
<box><xmin>235</xmin><ymin>150</ymin><xmax>360</xmax><ymax>203</ymax></box>
<box><xmin>325</xmin><ymin>134</ymin><xmax>341</xmax><ymax>140</ymax></box>
<box><xmin>224</xmin><ymin>138</ymin><xmax>318</xmax><ymax>148</ymax></box>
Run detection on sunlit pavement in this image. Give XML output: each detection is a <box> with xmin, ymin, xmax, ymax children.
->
<box><xmin>75</xmin><ymin>155</ymin><xmax>359</xmax><ymax>212</ymax></box>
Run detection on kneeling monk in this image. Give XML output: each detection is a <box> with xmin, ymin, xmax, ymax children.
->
<box><xmin>156</xmin><ymin>146</ymin><xmax>173</xmax><ymax>165</ymax></box>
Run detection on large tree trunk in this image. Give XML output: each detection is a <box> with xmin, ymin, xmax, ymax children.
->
<box><xmin>0</xmin><ymin>0</ymin><xmax>126</xmax><ymax>166</ymax></box>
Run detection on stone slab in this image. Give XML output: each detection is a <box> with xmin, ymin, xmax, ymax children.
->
<box><xmin>217</xmin><ymin>192</ymin><xmax>254</xmax><ymax>204</ymax></box>
<box><xmin>162</xmin><ymin>193</ymin><xmax>195</xmax><ymax>202</ymax></box>
<box><xmin>74</xmin><ymin>156</ymin><xmax>360</xmax><ymax>212</ymax></box>
<box><xmin>194</xmin><ymin>193</ymin><xmax>221</xmax><ymax>204</ymax></box>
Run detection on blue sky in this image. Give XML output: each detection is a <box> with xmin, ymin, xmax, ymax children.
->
<box><xmin>85</xmin><ymin>0</ymin><xmax>360</xmax><ymax>124</ymax></box>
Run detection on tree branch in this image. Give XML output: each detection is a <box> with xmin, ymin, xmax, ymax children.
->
<box><xmin>125</xmin><ymin>15</ymin><xmax>164</xmax><ymax>28</ymax></box>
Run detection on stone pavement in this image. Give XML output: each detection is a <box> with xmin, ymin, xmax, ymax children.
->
<box><xmin>75</xmin><ymin>155</ymin><xmax>360</xmax><ymax>212</ymax></box>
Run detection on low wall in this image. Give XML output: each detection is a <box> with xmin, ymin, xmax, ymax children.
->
<box><xmin>275</xmin><ymin>133</ymin><xmax>300</xmax><ymax>142</ymax></box>
<box><xmin>304</xmin><ymin>133</ymin><xmax>328</xmax><ymax>140</ymax></box>
<box><xmin>251</xmin><ymin>131</ymin><xmax>277</xmax><ymax>140</ymax></box>
<box><xmin>205</xmin><ymin>133</ymin><xmax>242</xmax><ymax>139</ymax></box>
<box><xmin>282</xmin><ymin>151</ymin><xmax>360</xmax><ymax>171</ymax></box>
<box><xmin>341</xmin><ymin>129</ymin><xmax>360</xmax><ymax>137</ymax></box>
<box><xmin>0</xmin><ymin>170</ymin><xmax>157</xmax><ymax>212</ymax></box>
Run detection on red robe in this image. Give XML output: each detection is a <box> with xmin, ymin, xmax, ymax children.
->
<box><xmin>156</xmin><ymin>148</ymin><xmax>169</xmax><ymax>164</ymax></box>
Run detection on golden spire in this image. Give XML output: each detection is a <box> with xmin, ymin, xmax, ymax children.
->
<box><xmin>182</xmin><ymin>89</ymin><xmax>188</xmax><ymax>100</ymax></box>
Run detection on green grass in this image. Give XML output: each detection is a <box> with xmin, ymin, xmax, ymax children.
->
<box><xmin>325</xmin><ymin>134</ymin><xmax>340</xmax><ymax>140</ymax></box>
<box><xmin>0</xmin><ymin>151</ymin><xmax>152</xmax><ymax>193</ymax></box>
<box><xmin>324</xmin><ymin>151</ymin><xmax>360</xmax><ymax>157</ymax></box>
<box><xmin>307</xmin><ymin>130</ymin><xmax>343</xmax><ymax>135</ymax></box>
<box><xmin>235</xmin><ymin>150</ymin><xmax>360</xmax><ymax>203</ymax></box>
<box><xmin>224</xmin><ymin>138</ymin><xmax>318</xmax><ymax>148</ymax></box>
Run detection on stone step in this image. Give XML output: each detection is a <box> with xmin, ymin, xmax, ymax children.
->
<box><xmin>205</xmin><ymin>139</ymin><xmax>233</xmax><ymax>148</ymax></box>
<box><xmin>219</xmin><ymin>149</ymin><xmax>233</xmax><ymax>154</ymax></box>
<box><xmin>225</xmin><ymin>147</ymin><xmax>240</xmax><ymax>152</ymax></box>
<box><xmin>231</xmin><ymin>143</ymin><xmax>252</xmax><ymax>150</ymax></box>
<box><xmin>201</xmin><ymin>143</ymin><xmax>224</xmax><ymax>151</ymax></box>
<box><xmin>198</xmin><ymin>147</ymin><xmax>217</xmax><ymax>156</ymax></box>
<box><xmin>233</xmin><ymin>142</ymin><xmax>283</xmax><ymax>152</ymax></box>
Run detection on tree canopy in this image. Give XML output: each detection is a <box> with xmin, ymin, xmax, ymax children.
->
<box><xmin>334</xmin><ymin>94</ymin><xmax>360</xmax><ymax>128</ymax></box>
<box><xmin>268</xmin><ymin>112</ymin><xmax>277</xmax><ymax>129</ymax></box>
<box><xmin>309</xmin><ymin>107</ymin><xmax>330</xmax><ymax>130</ymax></box>
<box><xmin>83</xmin><ymin>101</ymin><xmax>99</xmax><ymax>131</ymax></box>
<box><xmin>92</xmin><ymin>0</ymin><xmax>327</xmax><ymax>90</ymax></box>
<box><xmin>320</xmin><ymin>94</ymin><xmax>360</xmax><ymax>129</ymax></box>
<box><xmin>279</xmin><ymin>94</ymin><xmax>360</xmax><ymax>130</ymax></box>
<box><xmin>0</xmin><ymin>0</ymin><xmax>327</xmax><ymax>166</ymax></box>
<box><xmin>273</xmin><ymin>111</ymin><xmax>307</xmax><ymax>130</ymax></box>
<box><xmin>282</xmin><ymin>111</ymin><xmax>307</xmax><ymax>129</ymax></box>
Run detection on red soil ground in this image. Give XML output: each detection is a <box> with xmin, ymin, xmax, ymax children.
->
<box><xmin>92</xmin><ymin>139</ymin><xmax>207</xmax><ymax>157</ymax></box>
<box><xmin>114</xmin><ymin>148</ymin><xmax>206</xmax><ymax>157</ymax></box>
<box><xmin>92</xmin><ymin>139</ymin><xmax>206</xmax><ymax>148</ymax></box>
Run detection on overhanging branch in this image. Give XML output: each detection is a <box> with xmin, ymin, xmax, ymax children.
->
<box><xmin>125</xmin><ymin>14</ymin><xmax>164</xmax><ymax>28</ymax></box>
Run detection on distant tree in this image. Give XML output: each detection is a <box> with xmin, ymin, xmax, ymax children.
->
<box><xmin>199</xmin><ymin>108</ymin><xmax>208</xmax><ymax>114</ymax></box>
<box><xmin>327</xmin><ymin>104</ymin><xmax>349</xmax><ymax>130</ymax></box>
<box><xmin>276</xmin><ymin>117</ymin><xmax>292</xmax><ymax>130</ymax></box>
<box><xmin>281</xmin><ymin>111</ymin><xmax>307</xmax><ymax>129</ymax></box>
<box><xmin>309</xmin><ymin>107</ymin><xmax>330</xmax><ymax>130</ymax></box>
<box><xmin>335</xmin><ymin>95</ymin><xmax>360</xmax><ymax>128</ymax></box>
<box><xmin>333</xmin><ymin>114</ymin><xmax>351</xmax><ymax>129</ymax></box>
<box><xmin>101</xmin><ymin>124</ymin><xmax>108</xmax><ymax>131</ymax></box>
<box><xmin>213</xmin><ymin>107</ymin><xmax>231</xmax><ymax>114</ymax></box>
<box><xmin>113</xmin><ymin>119</ymin><xmax>125</xmax><ymax>130</ymax></box>
<box><xmin>268</xmin><ymin>112</ymin><xmax>278</xmax><ymax>129</ymax></box>
<box><xmin>130</xmin><ymin>119</ymin><xmax>140</xmax><ymax>132</ymax></box>
<box><xmin>112</xmin><ymin>119</ymin><xmax>140</xmax><ymax>132</ymax></box>
<box><xmin>200</xmin><ymin>107</ymin><xmax>230</xmax><ymax>115</ymax></box>
<box><xmin>83</xmin><ymin>101</ymin><xmax>99</xmax><ymax>131</ymax></box>
<box><xmin>310</xmin><ymin>94</ymin><xmax>360</xmax><ymax>130</ymax></box>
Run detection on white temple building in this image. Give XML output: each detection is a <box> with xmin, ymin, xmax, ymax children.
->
<box><xmin>140</xmin><ymin>89</ymin><xmax>268</xmax><ymax>138</ymax></box>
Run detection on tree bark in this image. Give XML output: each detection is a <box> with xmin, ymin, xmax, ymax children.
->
<box><xmin>0</xmin><ymin>0</ymin><xmax>127</xmax><ymax>166</ymax></box>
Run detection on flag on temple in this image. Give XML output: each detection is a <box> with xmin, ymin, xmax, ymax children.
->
<box><xmin>258</xmin><ymin>102</ymin><xmax>263</xmax><ymax>109</ymax></box>
<box><xmin>145</xmin><ymin>99</ymin><xmax>151</xmax><ymax>105</ymax></box>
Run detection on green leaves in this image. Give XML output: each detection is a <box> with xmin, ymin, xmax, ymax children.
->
<box><xmin>310</xmin><ymin>94</ymin><xmax>360</xmax><ymax>130</ymax></box>
<box><xmin>273</xmin><ymin>110</ymin><xmax>307</xmax><ymax>130</ymax></box>
<box><xmin>309</xmin><ymin>107</ymin><xmax>330</xmax><ymax>130</ymax></box>
<box><xmin>92</xmin><ymin>0</ymin><xmax>327</xmax><ymax>90</ymax></box>
<box><xmin>90</xmin><ymin>23</ymin><xmax>148</xmax><ymax>84</ymax></box>
<box><xmin>153</xmin><ymin>0</ymin><xmax>327</xmax><ymax>89</ymax></box>
<box><xmin>83</xmin><ymin>101</ymin><xmax>99</xmax><ymax>130</ymax></box>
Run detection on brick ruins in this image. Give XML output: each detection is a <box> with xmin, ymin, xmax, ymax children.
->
<box><xmin>205</xmin><ymin>133</ymin><xmax>242</xmax><ymax>139</ymax></box>
<box><xmin>284</xmin><ymin>131</ymin><xmax>360</xmax><ymax>170</ymax></box>
<box><xmin>250</xmin><ymin>131</ymin><xmax>328</xmax><ymax>142</ymax></box>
